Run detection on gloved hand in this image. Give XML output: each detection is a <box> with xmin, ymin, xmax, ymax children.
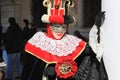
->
<box><xmin>44</xmin><ymin>65</ymin><xmax>56</xmax><ymax>77</ymax></box>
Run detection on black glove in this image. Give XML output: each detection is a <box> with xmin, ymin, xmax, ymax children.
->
<box><xmin>44</xmin><ymin>65</ymin><xmax>56</xmax><ymax>77</ymax></box>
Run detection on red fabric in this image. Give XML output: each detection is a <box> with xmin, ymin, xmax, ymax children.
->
<box><xmin>49</xmin><ymin>15</ymin><xmax>64</xmax><ymax>24</ymax></box>
<box><xmin>48</xmin><ymin>0</ymin><xmax>65</xmax><ymax>24</ymax></box>
<box><xmin>55</xmin><ymin>57</ymin><xmax>77</xmax><ymax>78</ymax></box>
<box><xmin>25</xmin><ymin>40</ymin><xmax>86</xmax><ymax>63</ymax></box>
<box><xmin>50</xmin><ymin>8</ymin><xmax>64</xmax><ymax>15</ymax></box>
<box><xmin>55</xmin><ymin>0</ymin><xmax>59</xmax><ymax>6</ymax></box>
<box><xmin>45</xmin><ymin>24</ymin><xmax>53</xmax><ymax>39</ymax></box>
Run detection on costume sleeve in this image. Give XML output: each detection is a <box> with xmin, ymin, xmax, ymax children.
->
<box><xmin>75</xmin><ymin>44</ymin><xmax>96</xmax><ymax>65</ymax></box>
<box><xmin>74</xmin><ymin>44</ymin><xmax>108</xmax><ymax>80</ymax></box>
<box><xmin>21</xmin><ymin>51</ymin><xmax>47</xmax><ymax>80</ymax></box>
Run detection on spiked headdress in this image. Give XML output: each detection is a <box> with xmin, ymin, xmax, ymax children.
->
<box><xmin>41</xmin><ymin>0</ymin><xmax>74</xmax><ymax>24</ymax></box>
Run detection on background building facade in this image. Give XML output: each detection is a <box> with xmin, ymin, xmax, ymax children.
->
<box><xmin>0</xmin><ymin>0</ymin><xmax>101</xmax><ymax>39</ymax></box>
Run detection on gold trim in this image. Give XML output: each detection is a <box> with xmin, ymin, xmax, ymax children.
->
<box><xmin>73</xmin><ymin>42</ymin><xmax>87</xmax><ymax>60</ymax></box>
<box><xmin>25</xmin><ymin>50</ymin><xmax>57</xmax><ymax>64</ymax></box>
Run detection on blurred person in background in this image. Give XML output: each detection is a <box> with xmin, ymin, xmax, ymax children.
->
<box><xmin>0</xmin><ymin>25</ymin><xmax>7</xmax><ymax>67</ymax></box>
<box><xmin>5</xmin><ymin>17</ymin><xmax>23</xmax><ymax>80</ymax></box>
<box><xmin>20</xmin><ymin>19</ymin><xmax>37</xmax><ymax>66</ymax></box>
<box><xmin>0</xmin><ymin>25</ymin><xmax>3</xmax><ymax>63</ymax></box>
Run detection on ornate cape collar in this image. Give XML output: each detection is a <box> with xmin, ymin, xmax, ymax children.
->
<box><xmin>25</xmin><ymin>31</ymin><xmax>86</xmax><ymax>63</ymax></box>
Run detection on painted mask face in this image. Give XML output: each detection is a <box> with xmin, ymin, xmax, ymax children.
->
<box><xmin>50</xmin><ymin>24</ymin><xmax>67</xmax><ymax>39</ymax></box>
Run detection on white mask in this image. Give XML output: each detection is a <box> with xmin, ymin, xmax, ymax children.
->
<box><xmin>50</xmin><ymin>24</ymin><xmax>67</xmax><ymax>39</ymax></box>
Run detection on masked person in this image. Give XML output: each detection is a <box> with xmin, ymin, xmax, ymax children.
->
<box><xmin>21</xmin><ymin>0</ymin><xmax>108</xmax><ymax>80</ymax></box>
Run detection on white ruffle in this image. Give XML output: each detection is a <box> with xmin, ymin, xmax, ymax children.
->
<box><xmin>28</xmin><ymin>32</ymin><xmax>81</xmax><ymax>56</ymax></box>
<box><xmin>89</xmin><ymin>25</ymin><xmax>104</xmax><ymax>62</ymax></box>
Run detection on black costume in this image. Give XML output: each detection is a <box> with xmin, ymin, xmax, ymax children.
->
<box><xmin>21</xmin><ymin>0</ymin><xmax>108</xmax><ymax>80</ymax></box>
<box><xmin>21</xmin><ymin>30</ymin><xmax>108</xmax><ymax>80</ymax></box>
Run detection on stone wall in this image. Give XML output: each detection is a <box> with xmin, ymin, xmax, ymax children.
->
<box><xmin>0</xmin><ymin>0</ymin><xmax>21</xmax><ymax>29</ymax></box>
<box><xmin>0</xmin><ymin>0</ymin><xmax>32</xmax><ymax>29</ymax></box>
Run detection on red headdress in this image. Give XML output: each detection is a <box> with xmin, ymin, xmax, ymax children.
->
<box><xmin>41</xmin><ymin>0</ymin><xmax>75</xmax><ymax>24</ymax></box>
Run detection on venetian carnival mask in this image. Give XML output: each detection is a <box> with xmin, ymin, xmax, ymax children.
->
<box><xmin>50</xmin><ymin>23</ymin><xmax>67</xmax><ymax>39</ymax></box>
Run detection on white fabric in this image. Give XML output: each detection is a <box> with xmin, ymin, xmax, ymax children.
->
<box><xmin>89</xmin><ymin>25</ymin><xmax>104</xmax><ymax>62</ymax></box>
<box><xmin>41</xmin><ymin>14</ymin><xmax>50</xmax><ymax>23</ymax></box>
<box><xmin>0</xmin><ymin>62</ymin><xmax>7</xmax><ymax>67</ymax></box>
<box><xmin>28</xmin><ymin>32</ymin><xmax>81</xmax><ymax>56</ymax></box>
<box><xmin>42</xmin><ymin>75</ymin><xmax>47</xmax><ymax>80</ymax></box>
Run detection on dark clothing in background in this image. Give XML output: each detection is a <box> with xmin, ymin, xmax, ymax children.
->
<box><xmin>23</xmin><ymin>27</ymin><xmax>30</xmax><ymax>43</ymax></box>
<box><xmin>74</xmin><ymin>31</ymin><xmax>88</xmax><ymax>42</ymax></box>
<box><xmin>4</xmin><ymin>17</ymin><xmax>23</xmax><ymax>79</ymax></box>
<box><xmin>0</xmin><ymin>25</ymin><xmax>3</xmax><ymax>62</ymax></box>
<box><xmin>21</xmin><ymin>19</ymin><xmax>37</xmax><ymax>66</ymax></box>
<box><xmin>22</xmin><ymin>19</ymin><xmax>37</xmax><ymax>44</ymax></box>
<box><xmin>5</xmin><ymin>23</ymin><xmax>23</xmax><ymax>53</ymax></box>
<box><xmin>21</xmin><ymin>27</ymin><xmax>36</xmax><ymax>65</ymax></box>
<box><xmin>23</xmin><ymin>27</ymin><xmax>36</xmax><ymax>44</ymax></box>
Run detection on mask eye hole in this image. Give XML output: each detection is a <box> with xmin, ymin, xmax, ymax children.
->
<box><xmin>50</xmin><ymin>24</ymin><xmax>67</xmax><ymax>28</ymax></box>
<box><xmin>50</xmin><ymin>24</ymin><xmax>67</xmax><ymax>33</ymax></box>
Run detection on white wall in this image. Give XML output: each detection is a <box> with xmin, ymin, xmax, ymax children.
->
<box><xmin>102</xmin><ymin>0</ymin><xmax>120</xmax><ymax>80</ymax></box>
